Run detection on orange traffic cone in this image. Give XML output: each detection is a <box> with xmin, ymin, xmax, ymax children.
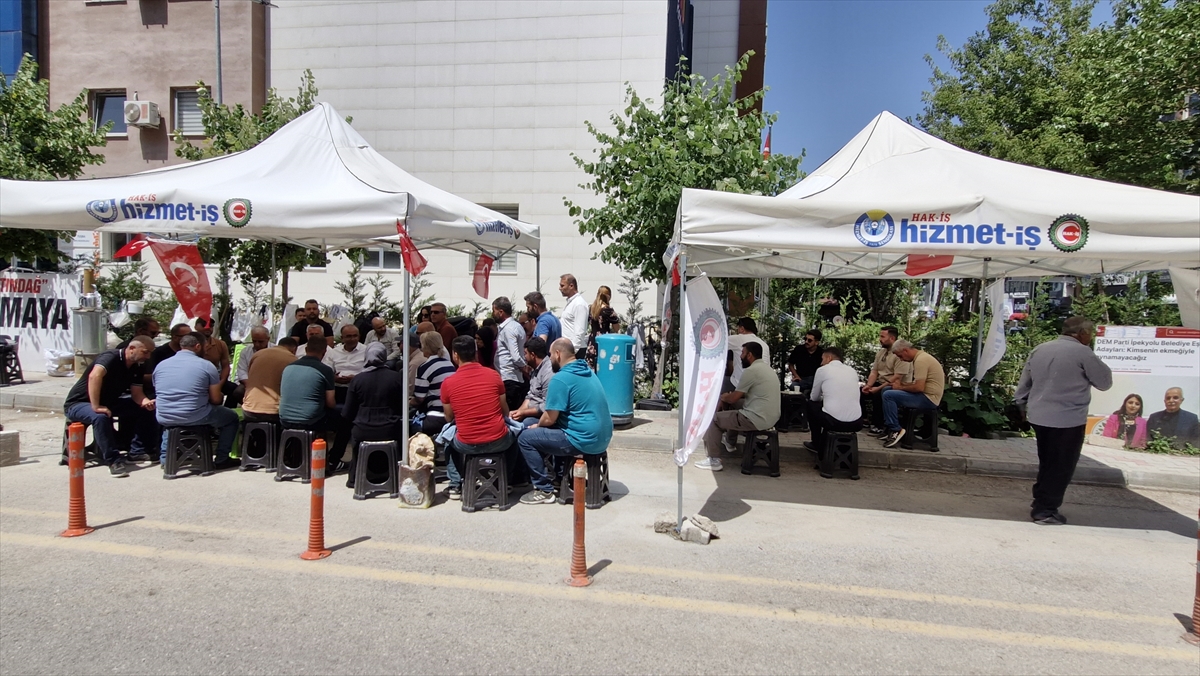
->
<box><xmin>300</xmin><ymin>437</ymin><xmax>331</xmax><ymax>560</ymax></box>
<box><xmin>60</xmin><ymin>422</ymin><xmax>94</xmax><ymax>538</ymax></box>
<box><xmin>566</xmin><ymin>458</ymin><xmax>592</xmax><ymax>587</ymax></box>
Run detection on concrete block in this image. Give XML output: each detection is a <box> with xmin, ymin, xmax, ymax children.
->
<box><xmin>678</xmin><ymin>520</ymin><xmax>711</xmax><ymax>545</ymax></box>
<box><xmin>0</xmin><ymin>430</ymin><xmax>19</xmax><ymax>467</ymax></box>
<box><xmin>653</xmin><ymin>512</ymin><xmax>676</xmax><ymax>533</ymax></box>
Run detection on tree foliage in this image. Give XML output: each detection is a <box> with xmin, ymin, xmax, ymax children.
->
<box><xmin>566</xmin><ymin>52</ymin><xmax>804</xmax><ymax>282</ymax></box>
<box><xmin>0</xmin><ymin>56</ymin><xmax>112</xmax><ymax>262</ymax></box>
<box><xmin>921</xmin><ymin>0</ymin><xmax>1199</xmax><ymax>194</ymax></box>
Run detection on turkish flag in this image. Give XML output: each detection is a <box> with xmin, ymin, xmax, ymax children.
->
<box><xmin>762</xmin><ymin>126</ymin><xmax>772</xmax><ymax>159</ymax></box>
<box><xmin>113</xmin><ymin>235</ymin><xmax>150</xmax><ymax>258</ymax></box>
<box><xmin>905</xmin><ymin>254</ymin><xmax>955</xmax><ymax>276</ymax></box>
<box><xmin>472</xmin><ymin>253</ymin><xmax>494</xmax><ymax>299</ymax></box>
<box><xmin>396</xmin><ymin>219</ymin><xmax>427</xmax><ymax>276</ymax></box>
<box><xmin>147</xmin><ymin>239</ymin><xmax>213</xmax><ymax>321</ymax></box>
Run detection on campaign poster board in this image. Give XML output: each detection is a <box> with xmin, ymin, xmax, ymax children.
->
<box><xmin>1091</xmin><ymin>326</ymin><xmax>1200</xmax><ymax>425</ymax></box>
<box><xmin>0</xmin><ymin>271</ymin><xmax>81</xmax><ymax>370</ymax></box>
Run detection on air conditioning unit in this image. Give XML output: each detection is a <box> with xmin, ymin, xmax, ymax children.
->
<box><xmin>123</xmin><ymin>101</ymin><xmax>160</xmax><ymax>128</ymax></box>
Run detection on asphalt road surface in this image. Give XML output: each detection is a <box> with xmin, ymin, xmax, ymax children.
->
<box><xmin>1</xmin><ymin>409</ymin><xmax>1197</xmax><ymax>674</ymax></box>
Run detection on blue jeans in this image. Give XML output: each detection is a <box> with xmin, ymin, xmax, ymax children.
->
<box><xmin>65</xmin><ymin>399</ymin><xmax>159</xmax><ymax>465</ymax></box>
<box><xmin>159</xmin><ymin>405</ymin><xmax>240</xmax><ymax>464</ymax></box>
<box><xmin>882</xmin><ymin>389</ymin><xmax>938</xmax><ymax>432</ymax></box>
<box><xmin>518</xmin><ymin>426</ymin><xmax>582</xmax><ymax>492</ymax></box>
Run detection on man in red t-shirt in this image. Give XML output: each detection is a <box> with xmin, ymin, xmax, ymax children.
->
<box><xmin>440</xmin><ymin>334</ymin><xmax>519</xmax><ymax>500</ymax></box>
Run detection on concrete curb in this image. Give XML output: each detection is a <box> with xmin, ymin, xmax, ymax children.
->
<box><xmin>1</xmin><ymin>389</ymin><xmax>63</xmax><ymax>413</ymax></box>
<box><xmin>609</xmin><ymin>438</ymin><xmax>1197</xmax><ymax>493</ymax></box>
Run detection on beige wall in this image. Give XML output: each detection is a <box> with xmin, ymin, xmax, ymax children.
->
<box><xmin>48</xmin><ymin>0</ymin><xmax>265</xmax><ymax>178</ymax></box>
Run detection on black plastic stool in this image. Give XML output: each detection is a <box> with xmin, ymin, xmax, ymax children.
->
<box><xmin>900</xmin><ymin>407</ymin><xmax>940</xmax><ymax>452</ymax></box>
<box><xmin>240</xmin><ymin>422</ymin><xmax>278</xmax><ymax>472</ymax></box>
<box><xmin>819</xmin><ymin>431</ymin><xmax>860</xmax><ymax>480</ymax></box>
<box><xmin>353</xmin><ymin>440</ymin><xmax>399</xmax><ymax>500</ymax></box>
<box><xmin>276</xmin><ymin>429</ymin><xmax>313</xmax><ymax>483</ymax></box>
<box><xmin>739</xmin><ymin>429</ymin><xmax>780</xmax><ymax>477</ymax></box>
<box><xmin>462</xmin><ymin>452</ymin><xmax>509</xmax><ymax>512</ymax></box>
<box><xmin>556</xmin><ymin>452</ymin><xmax>612</xmax><ymax>509</ymax></box>
<box><xmin>59</xmin><ymin>418</ymin><xmax>109</xmax><ymax>467</ymax></box>
<box><xmin>163</xmin><ymin>426</ymin><xmax>214</xmax><ymax>479</ymax></box>
<box><xmin>778</xmin><ymin>392</ymin><xmax>808</xmax><ymax>432</ymax></box>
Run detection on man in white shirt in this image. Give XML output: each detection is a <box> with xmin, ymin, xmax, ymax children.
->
<box><xmin>805</xmin><ymin>346</ymin><xmax>863</xmax><ymax>454</ymax></box>
<box><xmin>296</xmin><ymin>324</ymin><xmax>325</xmax><ymax>357</ymax></box>
<box><xmin>324</xmin><ymin>324</ymin><xmax>367</xmax><ymax>385</ymax></box>
<box><xmin>558</xmin><ymin>273</ymin><xmax>590</xmax><ymax>357</ymax></box>
<box><xmin>726</xmin><ymin>317</ymin><xmax>771</xmax><ymax>388</ymax></box>
<box><xmin>492</xmin><ymin>296</ymin><xmax>529</xmax><ymax>409</ymax></box>
<box><xmin>228</xmin><ymin>326</ymin><xmax>270</xmax><ymax>408</ymax></box>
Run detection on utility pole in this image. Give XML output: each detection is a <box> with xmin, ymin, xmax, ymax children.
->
<box><xmin>214</xmin><ymin>0</ymin><xmax>223</xmax><ymax>103</ymax></box>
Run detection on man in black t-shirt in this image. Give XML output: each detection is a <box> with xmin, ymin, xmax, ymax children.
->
<box><xmin>63</xmin><ymin>337</ymin><xmax>160</xmax><ymax>477</ymax></box>
<box><xmin>288</xmin><ymin>298</ymin><xmax>334</xmax><ymax>346</ymax></box>
<box><xmin>787</xmin><ymin>328</ymin><xmax>826</xmax><ymax>393</ymax></box>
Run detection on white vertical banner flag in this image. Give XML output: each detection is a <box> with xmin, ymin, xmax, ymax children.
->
<box><xmin>674</xmin><ymin>275</ymin><xmax>727</xmax><ymax>466</ymax></box>
<box><xmin>973</xmin><ymin>278</ymin><xmax>1011</xmax><ymax>387</ymax></box>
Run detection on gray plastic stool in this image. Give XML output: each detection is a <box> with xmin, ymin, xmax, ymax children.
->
<box><xmin>353</xmin><ymin>440</ymin><xmax>399</xmax><ymax>500</ymax></box>
<box><xmin>163</xmin><ymin>426</ymin><xmax>214</xmax><ymax>479</ymax></box>
<box><xmin>819</xmin><ymin>430</ymin><xmax>860</xmax><ymax>480</ymax></box>
<box><xmin>462</xmin><ymin>452</ymin><xmax>509</xmax><ymax>512</ymax></box>
<box><xmin>276</xmin><ymin>429</ymin><xmax>313</xmax><ymax>483</ymax></box>
<box><xmin>556</xmin><ymin>452</ymin><xmax>612</xmax><ymax>509</ymax></box>
<box><xmin>739</xmin><ymin>428</ymin><xmax>780</xmax><ymax>477</ymax></box>
<box><xmin>240</xmin><ymin>421</ymin><xmax>278</xmax><ymax>471</ymax></box>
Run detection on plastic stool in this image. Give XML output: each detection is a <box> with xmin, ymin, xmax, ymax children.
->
<box><xmin>276</xmin><ymin>429</ymin><xmax>313</xmax><ymax>483</ymax></box>
<box><xmin>739</xmin><ymin>429</ymin><xmax>780</xmax><ymax>477</ymax></box>
<box><xmin>353</xmin><ymin>440</ymin><xmax>399</xmax><ymax>500</ymax></box>
<box><xmin>59</xmin><ymin>418</ymin><xmax>109</xmax><ymax>467</ymax></box>
<box><xmin>819</xmin><ymin>430</ymin><xmax>860</xmax><ymax>480</ymax></box>
<box><xmin>556</xmin><ymin>452</ymin><xmax>612</xmax><ymax>509</ymax></box>
<box><xmin>240</xmin><ymin>422</ymin><xmax>278</xmax><ymax>471</ymax></box>
<box><xmin>163</xmin><ymin>426</ymin><xmax>214</xmax><ymax>479</ymax></box>
<box><xmin>900</xmin><ymin>407</ymin><xmax>940</xmax><ymax>452</ymax></box>
<box><xmin>462</xmin><ymin>452</ymin><xmax>509</xmax><ymax>512</ymax></box>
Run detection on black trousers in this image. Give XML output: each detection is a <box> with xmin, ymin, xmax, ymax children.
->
<box><xmin>1030</xmin><ymin>423</ymin><xmax>1086</xmax><ymax>515</ymax></box>
<box><xmin>808</xmin><ymin>401</ymin><xmax>863</xmax><ymax>450</ymax></box>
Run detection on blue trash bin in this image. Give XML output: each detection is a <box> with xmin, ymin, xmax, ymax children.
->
<box><xmin>595</xmin><ymin>334</ymin><xmax>635</xmax><ymax>427</ymax></box>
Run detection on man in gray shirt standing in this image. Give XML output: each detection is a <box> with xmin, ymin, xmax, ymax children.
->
<box><xmin>1014</xmin><ymin>316</ymin><xmax>1112</xmax><ymax>525</ymax></box>
<box><xmin>492</xmin><ymin>296</ymin><xmax>529</xmax><ymax>410</ymax></box>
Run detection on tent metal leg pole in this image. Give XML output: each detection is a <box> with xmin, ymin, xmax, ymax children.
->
<box><xmin>676</xmin><ymin>250</ymin><xmax>688</xmax><ymax>533</ymax></box>
<box><xmin>536</xmin><ymin>253</ymin><xmax>541</xmax><ymax>292</ymax></box>
<box><xmin>269</xmin><ymin>242</ymin><xmax>276</xmax><ymax>338</ymax></box>
<box><xmin>401</xmin><ymin>268</ymin><xmax>410</xmax><ymax>464</ymax></box>
<box><xmin>972</xmin><ymin>259</ymin><xmax>990</xmax><ymax>398</ymax></box>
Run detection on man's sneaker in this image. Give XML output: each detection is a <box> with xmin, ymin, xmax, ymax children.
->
<box><xmin>882</xmin><ymin>429</ymin><xmax>906</xmax><ymax>448</ymax></box>
<box><xmin>127</xmin><ymin>453</ymin><xmax>152</xmax><ymax>464</ymax></box>
<box><xmin>802</xmin><ymin>441</ymin><xmax>820</xmax><ymax>453</ymax></box>
<box><xmin>720</xmin><ymin>437</ymin><xmax>736</xmax><ymax>455</ymax></box>
<box><xmin>694</xmin><ymin>457</ymin><xmax>723</xmax><ymax>471</ymax></box>
<box><xmin>519</xmin><ymin>489</ymin><xmax>556</xmax><ymax>505</ymax></box>
<box><xmin>1032</xmin><ymin>511</ymin><xmax>1067</xmax><ymax>525</ymax></box>
<box><xmin>867</xmin><ymin>426</ymin><xmax>885</xmax><ymax>436</ymax></box>
<box><xmin>109</xmin><ymin>460</ymin><xmax>130</xmax><ymax>478</ymax></box>
<box><xmin>446</xmin><ymin>485</ymin><xmax>462</xmax><ymax>500</ymax></box>
<box><xmin>212</xmin><ymin>457</ymin><xmax>240</xmax><ymax>471</ymax></box>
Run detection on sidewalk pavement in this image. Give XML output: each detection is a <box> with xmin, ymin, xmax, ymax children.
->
<box><xmin>3</xmin><ymin>373</ymin><xmax>1196</xmax><ymax>493</ymax></box>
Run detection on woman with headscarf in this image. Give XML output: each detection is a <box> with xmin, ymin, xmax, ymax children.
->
<box><xmin>475</xmin><ymin>324</ymin><xmax>498</xmax><ymax>370</ymax></box>
<box><xmin>586</xmin><ymin>284</ymin><xmax>621</xmax><ymax>368</ymax></box>
<box><xmin>341</xmin><ymin>342</ymin><xmax>405</xmax><ymax>489</ymax></box>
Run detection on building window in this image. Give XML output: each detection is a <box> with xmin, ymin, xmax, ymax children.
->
<box><xmin>92</xmin><ymin>91</ymin><xmax>127</xmax><ymax>136</ymax></box>
<box><xmin>104</xmin><ymin>233</ymin><xmax>141</xmax><ymax>261</ymax></box>
<box><xmin>360</xmin><ymin>248</ymin><xmax>403</xmax><ymax>270</ymax></box>
<box><xmin>469</xmin><ymin>204</ymin><xmax>521</xmax><ymax>274</ymax></box>
<box><xmin>174</xmin><ymin>89</ymin><xmax>204</xmax><ymax>136</ymax></box>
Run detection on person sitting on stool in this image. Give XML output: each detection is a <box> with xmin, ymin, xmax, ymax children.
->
<box><xmin>695</xmin><ymin>342</ymin><xmax>780</xmax><ymax>472</ymax></box>
<box><xmin>879</xmin><ymin>339</ymin><xmax>944</xmax><ymax>448</ymax></box>
<box><xmin>279</xmin><ymin>336</ymin><xmax>346</xmax><ymax>472</ymax></box>
<box><xmin>341</xmin><ymin>342</ymin><xmax>405</xmax><ymax>489</ymax></box>
<box><xmin>63</xmin><ymin>336</ymin><xmax>158</xmax><ymax>477</ymax></box>
<box><xmin>804</xmin><ymin>346</ymin><xmax>863</xmax><ymax>453</ymax></box>
<box><xmin>516</xmin><ymin>338</ymin><xmax>613</xmax><ymax>505</ymax></box>
<box><xmin>153</xmin><ymin>333</ymin><xmax>239</xmax><ymax>470</ymax></box>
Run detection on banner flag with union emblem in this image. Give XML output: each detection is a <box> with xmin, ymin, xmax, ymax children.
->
<box><xmin>675</xmin><ymin>274</ymin><xmax>727</xmax><ymax>466</ymax></box>
<box><xmin>396</xmin><ymin>219</ymin><xmax>428</xmax><ymax>276</ymax></box>
<box><xmin>147</xmin><ymin>239</ymin><xmax>213</xmax><ymax>321</ymax></box>
<box><xmin>472</xmin><ymin>253</ymin><xmax>494</xmax><ymax>299</ymax></box>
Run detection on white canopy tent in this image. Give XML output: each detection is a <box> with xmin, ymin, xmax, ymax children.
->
<box><xmin>672</xmin><ymin>111</ymin><xmax>1199</xmax><ymax>280</ymax></box>
<box><xmin>1</xmin><ymin>102</ymin><xmax>542</xmax><ymax>454</ymax></box>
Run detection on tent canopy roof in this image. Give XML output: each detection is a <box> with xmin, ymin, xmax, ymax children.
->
<box><xmin>673</xmin><ymin>111</ymin><xmax>1199</xmax><ymax>279</ymax></box>
<box><xmin>0</xmin><ymin>103</ymin><xmax>539</xmax><ymax>255</ymax></box>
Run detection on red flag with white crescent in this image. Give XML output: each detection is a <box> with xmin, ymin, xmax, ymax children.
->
<box><xmin>147</xmin><ymin>239</ymin><xmax>213</xmax><ymax>321</ymax></box>
<box><xmin>396</xmin><ymin>219</ymin><xmax>428</xmax><ymax>275</ymax></box>
<box><xmin>472</xmin><ymin>253</ymin><xmax>494</xmax><ymax>299</ymax></box>
<box><xmin>113</xmin><ymin>235</ymin><xmax>150</xmax><ymax>258</ymax></box>
<box><xmin>762</xmin><ymin>125</ymin><xmax>772</xmax><ymax>159</ymax></box>
<box><xmin>905</xmin><ymin>254</ymin><xmax>955</xmax><ymax>276</ymax></box>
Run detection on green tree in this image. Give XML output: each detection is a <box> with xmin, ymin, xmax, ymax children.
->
<box><xmin>921</xmin><ymin>0</ymin><xmax>1198</xmax><ymax>194</ymax></box>
<box><xmin>566</xmin><ymin>52</ymin><xmax>803</xmax><ymax>282</ymax></box>
<box><xmin>334</xmin><ymin>250</ymin><xmax>369</xmax><ymax>317</ymax></box>
<box><xmin>0</xmin><ymin>56</ymin><xmax>112</xmax><ymax>262</ymax></box>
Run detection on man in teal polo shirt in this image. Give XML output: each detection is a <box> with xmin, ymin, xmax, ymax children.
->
<box><xmin>517</xmin><ymin>338</ymin><xmax>612</xmax><ymax>505</ymax></box>
<box><xmin>279</xmin><ymin>336</ymin><xmax>346</xmax><ymax>469</ymax></box>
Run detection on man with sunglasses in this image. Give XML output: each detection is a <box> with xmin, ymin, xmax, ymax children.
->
<box><xmin>430</xmin><ymin>303</ymin><xmax>458</xmax><ymax>348</ymax></box>
<box><xmin>786</xmin><ymin>329</ymin><xmax>825</xmax><ymax>394</ymax></box>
